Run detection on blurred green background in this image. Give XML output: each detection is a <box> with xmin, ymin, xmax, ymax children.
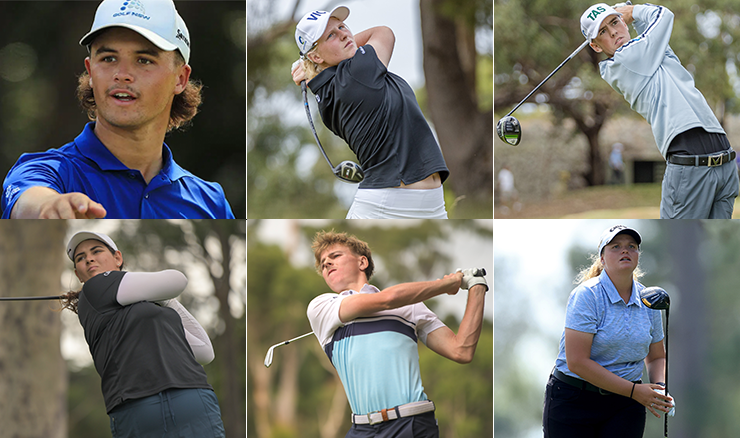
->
<box><xmin>0</xmin><ymin>1</ymin><xmax>245</xmax><ymax>218</ymax></box>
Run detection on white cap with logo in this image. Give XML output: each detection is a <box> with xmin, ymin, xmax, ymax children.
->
<box><xmin>295</xmin><ymin>6</ymin><xmax>350</xmax><ymax>57</ymax></box>
<box><xmin>80</xmin><ymin>0</ymin><xmax>191</xmax><ymax>64</ymax></box>
<box><xmin>597</xmin><ymin>225</ymin><xmax>642</xmax><ymax>255</ymax></box>
<box><xmin>67</xmin><ymin>231</ymin><xmax>119</xmax><ymax>261</ymax></box>
<box><xmin>580</xmin><ymin>3</ymin><xmax>621</xmax><ymax>42</ymax></box>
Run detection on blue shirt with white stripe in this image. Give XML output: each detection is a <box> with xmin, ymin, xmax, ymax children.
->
<box><xmin>599</xmin><ymin>4</ymin><xmax>725</xmax><ymax>158</ymax></box>
<box><xmin>1</xmin><ymin>122</ymin><xmax>234</xmax><ymax>218</ymax></box>
<box><xmin>307</xmin><ymin>284</ymin><xmax>446</xmax><ymax>415</ymax></box>
<box><xmin>555</xmin><ymin>270</ymin><xmax>664</xmax><ymax>382</ymax></box>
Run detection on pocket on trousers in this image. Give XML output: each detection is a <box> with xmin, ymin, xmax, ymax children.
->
<box><xmin>548</xmin><ymin>380</ymin><xmax>582</xmax><ymax>402</ymax></box>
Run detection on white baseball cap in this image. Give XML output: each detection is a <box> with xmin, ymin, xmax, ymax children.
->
<box><xmin>80</xmin><ymin>0</ymin><xmax>191</xmax><ymax>64</ymax></box>
<box><xmin>295</xmin><ymin>6</ymin><xmax>350</xmax><ymax>57</ymax></box>
<box><xmin>581</xmin><ymin>3</ymin><xmax>621</xmax><ymax>42</ymax></box>
<box><xmin>67</xmin><ymin>231</ymin><xmax>119</xmax><ymax>261</ymax></box>
<box><xmin>597</xmin><ymin>225</ymin><xmax>641</xmax><ymax>255</ymax></box>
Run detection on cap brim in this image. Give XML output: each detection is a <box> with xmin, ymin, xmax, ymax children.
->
<box><xmin>80</xmin><ymin>24</ymin><xmax>178</xmax><ymax>52</ymax></box>
<box><xmin>67</xmin><ymin>232</ymin><xmax>117</xmax><ymax>261</ymax></box>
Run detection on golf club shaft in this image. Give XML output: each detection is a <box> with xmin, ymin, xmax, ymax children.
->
<box><xmin>0</xmin><ymin>295</ymin><xmax>63</xmax><ymax>301</ymax></box>
<box><xmin>278</xmin><ymin>331</ymin><xmax>314</xmax><ymax>346</ymax></box>
<box><xmin>665</xmin><ymin>308</ymin><xmax>669</xmax><ymax>437</ymax></box>
<box><xmin>301</xmin><ymin>81</ymin><xmax>335</xmax><ymax>169</ymax></box>
<box><xmin>504</xmin><ymin>39</ymin><xmax>589</xmax><ymax>118</ymax></box>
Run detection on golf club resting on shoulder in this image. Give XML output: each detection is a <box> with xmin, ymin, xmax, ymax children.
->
<box><xmin>1</xmin><ymin>0</ymin><xmax>234</xmax><ymax>219</ymax></box>
<box><xmin>543</xmin><ymin>225</ymin><xmax>675</xmax><ymax>438</ymax></box>
<box><xmin>291</xmin><ymin>6</ymin><xmax>450</xmax><ymax>219</ymax></box>
<box><xmin>582</xmin><ymin>2</ymin><xmax>739</xmax><ymax>219</ymax></box>
<box><xmin>304</xmin><ymin>231</ymin><xmax>488</xmax><ymax>436</ymax></box>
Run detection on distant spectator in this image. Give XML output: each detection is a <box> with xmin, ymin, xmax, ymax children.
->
<box><xmin>497</xmin><ymin>165</ymin><xmax>521</xmax><ymax>214</ymax></box>
<box><xmin>610</xmin><ymin>142</ymin><xmax>625</xmax><ymax>184</ymax></box>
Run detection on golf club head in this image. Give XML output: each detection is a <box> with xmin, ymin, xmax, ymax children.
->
<box><xmin>640</xmin><ymin>286</ymin><xmax>670</xmax><ymax>310</ymax></box>
<box><xmin>496</xmin><ymin>116</ymin><xmax>521</xmax><ymax>146</ymax></box>
<box><xmin>334</xmin><ymin>161</ymin><xmax>365</xmax><ymax>183</ymax></box>
<box><xmin>264</xmin><ymin>346</ymin><xmax>275</xmax><ymax>368</ymax></box>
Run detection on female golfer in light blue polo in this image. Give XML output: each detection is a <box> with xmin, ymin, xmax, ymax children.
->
<box><xmin>543</xmin><ymin>225</ymin><xmax>674</xmax><ymax>437</ymax></box>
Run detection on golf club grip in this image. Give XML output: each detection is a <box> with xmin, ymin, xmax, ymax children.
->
<box><xmin>301</xmin><ymin>80</ymin><xmax>334</xmax><ymax>168</ymax></box>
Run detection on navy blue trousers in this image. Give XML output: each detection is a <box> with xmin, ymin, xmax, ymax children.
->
<box><xmin>345</xmin><ymin>411</ymin><xmax>439</xmax><ymax>438</ymax></box>
<box><xmin>543</xmin><ymin>375</ymin><xmax>646</xmax><ymax>438</ymax></box>
<box><xmin>109</xmin><ymin>388</ymin><xmax>225</xmax><ymax>438</ymax></box>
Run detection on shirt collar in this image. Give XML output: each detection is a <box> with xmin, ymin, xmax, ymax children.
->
<box><xmin>74</xmin><ymin>122</ymin><xmax>189</xmax><ymax>182</ymax></box>
<box><xmin>599</xmin><ymin>270</ymin><xmax>640</xmax><ymax>306</ymax></box>
<box><xmin>338</xmin><ymin>284</ymin><xmax>379</xmax><ymax>296</ymax></box>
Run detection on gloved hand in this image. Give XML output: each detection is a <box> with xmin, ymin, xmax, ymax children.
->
<box><xmin>456</xmin><ymin>268</ymin><xmax>488</xmax><ymax>292</ymax></box>
<box><xmin>613</xmin><ymin>2</ymin><xmax>629</xmax><ymax>7</ymax></box>
<box><xmin>291</xmin><ymin>60</ymin><xmax>301</xmax><ymax>74</ymax></box>
<box><xmin>653</xmin><ymin>388</ymin><xmax>675</xmax><ymax>417</ymax></box>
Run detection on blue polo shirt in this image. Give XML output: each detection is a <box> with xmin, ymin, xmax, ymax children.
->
<box><xmin>554</xmin><ymin>270</ymin><xmax>664</xmax><ymax>382</ymax></box>
<box><xmin>1</xmin><ymin>123</ymin><xmax>234</xmax><ymax>218</ymax></box>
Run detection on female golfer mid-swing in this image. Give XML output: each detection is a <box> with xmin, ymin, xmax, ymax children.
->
<box><xmin>61</xmin><ymin>231</ymin><xmax>225</xmax><ymax>437</ymax></box>
<box><xmin>291</xmin><ymin>6</ymin><xmax>450</xmax><ymax>219</ymax></box>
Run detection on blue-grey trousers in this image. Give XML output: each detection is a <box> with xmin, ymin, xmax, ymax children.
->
<box><xmin>109</xmin><ymin>388</ymin><xmax>225</xmax><ymax>438</ymax></box>
<box><xmin>660</xmin><ymin>160</ymin><xmax>739</xmax><ymax>219</ymax></box>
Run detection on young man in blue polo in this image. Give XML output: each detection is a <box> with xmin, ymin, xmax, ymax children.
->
<box><xmin>308</xmin><ymin>231</ymin><xmax>488</xmax><ymax>437</ymax></box>
<box><xmin>1</xmin><ymin>0</ymin><xmax>234</xmax><ymax>219</ymax></box>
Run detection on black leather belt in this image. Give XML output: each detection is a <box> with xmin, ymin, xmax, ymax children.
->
<box><xmin>668</xmin><ymin>149</ymin><xmax>735</xmax><ymax>167</ymax></box>
<box><xmin>552</xmin><ymin>369</ymin><xmax>640</xmax><ymax>396</ymax></box>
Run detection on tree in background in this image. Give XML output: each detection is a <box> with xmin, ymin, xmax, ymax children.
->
<box><xmin>494</xmin><ymin>0</ymin><xmax>740</xmax><ymax>186</ymax></box>
<box><xmin>0</xmin><ymin>222</ymin><xmax>67</xmax><ymax>438</ymax></box>
<box><xmin>247</xmin><ymin>0</ymin><xmax>492</xmax><ymax>218</ymax></box>
<box><xmin>248</xmin><ymin>219</ymin><xmax>493</xmax><ymax>438</ymax></box>
<box><xmin>0</xmin><ymin>2</ymin><xmax>246</xmax><ymax>217</ymax></box>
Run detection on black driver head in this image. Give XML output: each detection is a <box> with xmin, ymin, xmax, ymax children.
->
<box><xmin>640</xmin><ymin>286</ymin><xmax>670</xmax><ymax>310</ymax></box>
<box><xmin>335</xmin><ymin>160</ymin><xmax>364</xmax><ymax>183</ymax></box>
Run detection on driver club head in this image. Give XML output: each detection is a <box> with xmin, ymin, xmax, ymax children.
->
<box><xmin>496</xmin><ymin>116</ymin><xmax>521</xmax><ymax>146</ymax></box>
<box><xmin>334</xmin><ymin>161</ymin><xmax>365</xmax><ymax>183</ymax></box>
<box><xmin>640</xmin><ymin>286</ymin><xmax>670</xmax><ymax>310</ymax></box>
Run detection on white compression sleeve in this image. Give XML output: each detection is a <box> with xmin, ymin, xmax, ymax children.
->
<box><xmin>164</xmin><ymin>299</ymin><xmax>215</xmax><ymax>365</ymax></box>
<box><xmin>116</xmin><ymin>270</ymin><xmax>188</xmax><ymax>306</ymax></box>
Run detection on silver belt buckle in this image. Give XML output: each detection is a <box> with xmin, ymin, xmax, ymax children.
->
<box><xmin>367</xmin><ymin>411</ymin><xmax>382</xmax><ymax>425</ymax></box>
<box><xmin>708</xmin><ymin>153</ymin><xmax>723</xmax><ymax>167</ymax></box>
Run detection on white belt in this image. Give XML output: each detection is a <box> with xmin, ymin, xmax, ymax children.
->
<box><xmin>351</xmin><ymin>400</ymin><xmax>435</xmax><ymax>425</ymax></box>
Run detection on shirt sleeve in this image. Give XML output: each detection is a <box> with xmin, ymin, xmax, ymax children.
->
<box><xmin>307</xmin><ymin>293</ymin><xmax>348</xmax><ymax>347</ymax></box>
<box><xmin>413</xmin><ymin>302</ymin><xmax>446</xmax><ymax>345</ymax></box>
<box><xmin>344</xmin><ymin>44</ymin><xmax>386</xmax><ymax>88</ymax></box>
<box><xmin>163</xmin><ymin>299</ymin><xmax>215</xmax><ymax>365</ymax></box>
<box><xmin>116</xmin><ymin>270</ymin><xmax>188</xmax><ymax>306</ymax></box>
<box><xmin>1</xmin><ymin>152</ymin><xmax>67</xmax><ymax>218</ymax></box>
<box><xmin>80</xmin><ymin>270</ymin><xmax>127</xmax><ymax>314</ymax></box>
<box><xmin>565</xmin><ymin>285</ymin><xmax>600</xmax><ymax>334</ymax></box>
<box><xmin>615</xmin><ymin>4</ymin><xmax>674</xmax><ymax>76</ymax></box>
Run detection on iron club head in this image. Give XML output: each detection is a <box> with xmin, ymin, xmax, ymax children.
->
<box><xmin>496</xmin><ymin>116</ymin><xmax>521</xmax><ymax>146</ymax></box>
<box><xmin>334</xmin><ymin>160</ymin><xmax>365</xmax><ymax>183</ymax></box>
<box><xmin>640</xmin><ymin>286</ymin><xmax>670</xmax><ymax>310</ymax></box>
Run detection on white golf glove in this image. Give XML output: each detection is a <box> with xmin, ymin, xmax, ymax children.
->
<box><xmin>456</xmin><ymin>268</ymin><xmax>488</xmax><ymax>292</ymax></box>
<box><xmin>613</xmin><ymin>2</ymin><xmax>629</xmax><ymax>8</ymax></box>
<box><xmin>653</xmin><ymin>388</ymin><xmax>675</xmax><ymax>417</ymax></box>
<box><xmin>291</xmin><ymin>59</ymin><xmax>301</xmax><ymax>73</ymax></box>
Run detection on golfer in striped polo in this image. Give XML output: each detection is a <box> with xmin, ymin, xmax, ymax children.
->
<box><xmin>307</xmin><ymin>231</ymin><xmax>487</xmax><ymax>437</ymax></box>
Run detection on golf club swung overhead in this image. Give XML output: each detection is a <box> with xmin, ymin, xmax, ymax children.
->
<box><xmin>496</xmin><ymin>1</ymin><xmax>632</xmax><ymax>146</ymax></box>
<box><xmin>264</xmin><ymin>268</ymin><xmax>488</xmax><ymax>368</ymax></box>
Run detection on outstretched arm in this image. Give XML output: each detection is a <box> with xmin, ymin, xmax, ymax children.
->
<box><xmin>424</xmin><ymin>285</ymin><xmax>487</xmax><ymax>364</ymax></box>
<box><xmin>338</xmin><ymin>272</ymin><xmax>462</xmax><ymax>323</ymax></box>
<box><xmin>163</xmin><ymin>299</ymin><xmax>215</xmax><ymax>365</ymax></box>
<box><xmin>354</xmin><ymin>26</ymin><xmax>395</xmax><ymax>67</ymax></box>
<box><xmin>11</xmin><ymin>186</ymin><xmax>107</xmax><ymax>219</ymax></box>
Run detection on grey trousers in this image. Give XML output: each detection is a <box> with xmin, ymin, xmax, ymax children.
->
<box><xmin>660</xmin><ymin>160</ymin><xmax>739</xmax><ymax>219</ymax></box>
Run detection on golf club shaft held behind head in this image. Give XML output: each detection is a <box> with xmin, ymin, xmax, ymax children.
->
<box><xmin>0</xmin><ymin>295</ymin><xmax>64</xmax><ymax>301</ymax></box>
<box><xmin>300</xmin><ymin>80</ymin><xmax>365</xmax><ymax>183</ymax></box>
<box><xmin>496</xmin><ymin>1</ymin><xmax>631</xmax><ymax>146</ymax></box>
